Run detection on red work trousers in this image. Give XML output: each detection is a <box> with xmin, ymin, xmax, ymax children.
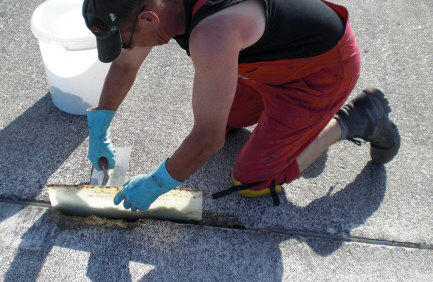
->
<box><xmin>228</xmin><ymin>2</ymin><xmax>361</xmax><ymax>190</ymax></box>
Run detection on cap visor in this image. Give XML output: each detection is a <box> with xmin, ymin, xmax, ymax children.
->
<box><xmin>96</xmin><ymin>31</ymin><xmax>121</xmax><ymax>63</ymax></box>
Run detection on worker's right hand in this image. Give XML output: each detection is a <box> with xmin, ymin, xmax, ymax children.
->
<box><xmin>87</xmin><ymin>108</ymin><xmax>116</xmax><ymax>170</ymax></box>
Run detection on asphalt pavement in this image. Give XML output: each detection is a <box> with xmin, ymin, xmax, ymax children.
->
<box><xmin>0</xmin><ymin>0</ymin><xmax>432</xmax><ymax>281</ymax></box>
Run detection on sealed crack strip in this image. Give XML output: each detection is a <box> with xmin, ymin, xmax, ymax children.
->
<box><xmin>0</xmin><ymin>196</ymin><xmax>52</xmax><ymax>208</ymax></box>
<box><xmin>1</xmin><ymin>196</ymin><xmax>432</xmax><ymax>251</ymax></box>
<box><xmin>247</xmin><ymin>228</ymin><xmax>433</xmax><ymax>250</ymax></box>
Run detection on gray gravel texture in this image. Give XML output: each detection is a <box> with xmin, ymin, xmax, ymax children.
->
<box><xmin>0</xmin><ymin>0</ymin><xmax>432</xmax><ymax>280</ymax></box>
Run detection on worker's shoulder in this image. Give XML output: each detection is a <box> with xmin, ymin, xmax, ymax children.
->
<box><xmin>190</xmin><ymin>0</ymin><xmax>265</xmax><ymax>51</ymax></box>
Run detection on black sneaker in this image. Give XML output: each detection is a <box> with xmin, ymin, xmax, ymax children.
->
<box><xmin>335</xmin><ymin>88</ymin><xmax>400</xmax><ymax>164</ymax></box>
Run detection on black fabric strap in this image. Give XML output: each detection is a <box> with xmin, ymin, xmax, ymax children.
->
<box><xmin>269</xmin><ymin>179</ymin><xmax>280</xmax><ymax>206</ymax></box>
<box><xmin>349</xmin><ymin>138</ymin><xmax>364</xmax><ymax>146</ymax></box>
<box><xmin>212</xmin><ymin>178</ymin><xmax>281</xmax><ymax>206</ymax></box>
<box><xmin>212</xmin><ymin>181</ymin><xmax>265</xmax><ymax>199</ymax></box>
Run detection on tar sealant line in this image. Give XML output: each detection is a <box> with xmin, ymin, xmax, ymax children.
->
<box><xmin>1</xmin><ymin>196</ymin><xmax>432</xmax><ymax>251</ymax></box>
<box><xmin>0</xmin><ymin>195</ymin><xmax>51</xmax><ymax>208</ymax></box>
<box><xmin>247</xmin><ymin>228</ymin><xmax>433</xmax><ymax>251</ymax></box>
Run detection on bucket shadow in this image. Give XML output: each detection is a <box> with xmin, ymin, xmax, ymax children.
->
<box><xmin>0</xmin><ymin>92</ymin><xmax>88</xmax><ymax>200</ymax></box>
<box><xmin>0</xmin><ymin>92</ymin><xmax>90</xmax><ymax>281</ymax></box>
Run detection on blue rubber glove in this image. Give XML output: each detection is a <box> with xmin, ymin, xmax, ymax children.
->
<box><xmin>113</xmin><ymin>159</ymin><xmax>183</xmax><ymax>211</ymax></box>
<box><xmin>87</xmin><ymin>108</ymin><xmax>116</xmax><ymax>171</ymax></box>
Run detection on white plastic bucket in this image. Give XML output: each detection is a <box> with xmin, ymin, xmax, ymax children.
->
<box><xmin>31</xmin><ymin>0</ymin><xmax>111</xmax><ymax>115</ymax></box>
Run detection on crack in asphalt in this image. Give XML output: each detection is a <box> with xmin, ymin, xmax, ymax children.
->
<box><xmin>1</xmin><ymin>196</ymin><xmax>432</xmax><ymax>251</ymax></box>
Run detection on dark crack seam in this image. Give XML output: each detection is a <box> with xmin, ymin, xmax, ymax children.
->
<box><xmin>0</xmin><ymin>196</ymin><xmax>431</xmax><ymax>251</ymax></box>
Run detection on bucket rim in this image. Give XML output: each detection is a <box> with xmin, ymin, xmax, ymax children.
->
<box><xmin>30</xmin><ymin>0</ymin><xmax>97</xmax><ymax>50</ymax></box>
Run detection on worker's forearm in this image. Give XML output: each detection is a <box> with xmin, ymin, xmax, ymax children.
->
<box><xmin>97</xmin><ymin>62</ymin><xmax>139</xmax><ymax>110</ymax></box>
<box><xmin>166</xmin><ymin>132</ymin><xmax>224</xmax><ymax>182</ymax></box>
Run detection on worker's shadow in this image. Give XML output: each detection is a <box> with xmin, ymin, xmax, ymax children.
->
<box><xmin>3</xmin><ymin>207</ymin><xmax>287</xmax><ymax>282</ymax></box>
<box><xmin>2</xmin><ymin>123</ymin><xmax>386</xmax><ymax>282</ymax></box>
<box><xmin>4</xmin><ymin>161</ymin><xmax>386</xmax><ymax>281</ymax></box>
<box><xmin>297</xmin><ymin>161</ymin><xmax>387</xmax><ymax>256</ymax></box>
<box><xmin>196</xmin><ymin>128</ymin><xmax>386</xmax><ymax>257</ymax></box>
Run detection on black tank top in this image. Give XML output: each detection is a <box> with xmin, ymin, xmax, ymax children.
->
<box><xmin>173</xmin><ymin>0</ymin><xmax>346</xmax><ymax>64</ymax></box>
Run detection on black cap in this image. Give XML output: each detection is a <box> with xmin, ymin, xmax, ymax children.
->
<box><xmin>83</xmin><ymin>0</ymin><xmax>139</xmax><ymax>63</ymax></box>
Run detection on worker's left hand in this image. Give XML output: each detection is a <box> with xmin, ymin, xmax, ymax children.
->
<box><xmin>113</xmin><ymin>159</ymin><xmax>183</xmax><ymax>211</ymax></box>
